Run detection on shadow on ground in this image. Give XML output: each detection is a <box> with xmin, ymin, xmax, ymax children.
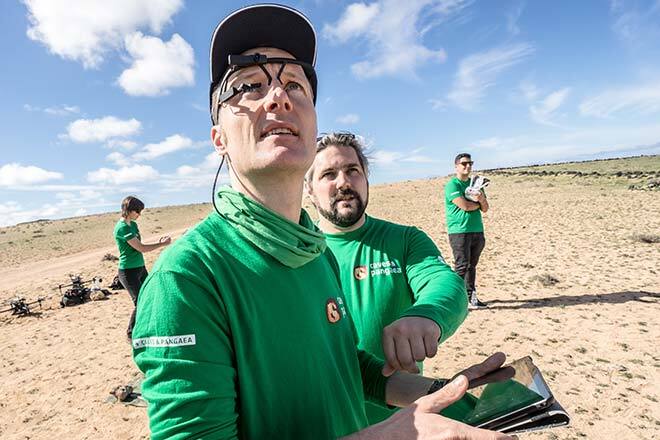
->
<box><xmin>483</xmin><ymin>290</ymin><xmax>659</xmax><ymax>310</ymax></box>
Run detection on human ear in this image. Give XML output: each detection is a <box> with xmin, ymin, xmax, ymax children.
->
<box><xmin>211</xmin><ymin>125</ymin><xmax>228</xmax><ymax>155</ymax></box>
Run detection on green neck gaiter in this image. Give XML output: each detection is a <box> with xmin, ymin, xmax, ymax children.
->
<box><xmin>215</xmin><ymin>186</ymin><xmax>327</xmax><ymax>268</ymax></box>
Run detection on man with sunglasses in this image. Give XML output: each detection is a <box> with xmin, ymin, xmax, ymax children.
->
<box><xmin>132</xmin><ymin>5</ymin><xmax>514</xmax><ymax>439</ymax></box>
<box><xmin>445</xmin><ymin>153</ymin><xmax>490</xmax><ymax>309</ymax></box>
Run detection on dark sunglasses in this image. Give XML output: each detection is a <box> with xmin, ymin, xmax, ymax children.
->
<box><xmin>459</xmin><ymin>161</ymin><xmax>474</xmax><ymax>166</ymax></box>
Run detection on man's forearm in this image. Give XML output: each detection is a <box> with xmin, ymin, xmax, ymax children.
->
<box><xmin>479</xmin><ymin>198</ymin><xmax>489</xmax><ymax>213</ymax></box>
<box><xmin>452</xmin><ymin>197</ymin><xmax>481</xmax><ymax>212</ymax></box>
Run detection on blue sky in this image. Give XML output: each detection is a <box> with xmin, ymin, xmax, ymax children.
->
<box><xmin>2</xmin><ymin>0</ymin><xmax>660</xmax><ymax>226</ymax></box>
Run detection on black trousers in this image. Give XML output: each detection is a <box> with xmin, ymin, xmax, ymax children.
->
<box><xmin>117</xmin><ymin>266</ymin><xmax>148</xmax><ymax>337</ymax></box>
<box><xmin>448</xmin><ymin>232</ymin><xmax>485</xmax><ymax>295</ymax></box>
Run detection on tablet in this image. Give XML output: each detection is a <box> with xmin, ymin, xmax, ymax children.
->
<box><xmin>441</xmin><ymin>356</ymin><xmax>569</xmax><ymax>433</ymax></box>
<box><xmin>497</xmin><ymin>401</ymin><xmax>570</xmax><ymax>434</ymax></box>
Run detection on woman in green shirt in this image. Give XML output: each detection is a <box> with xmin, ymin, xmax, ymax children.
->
<box><xmin>114</xmin><ymin>196</ymin><xmax>171</xmax><ymax>340</ymax></box>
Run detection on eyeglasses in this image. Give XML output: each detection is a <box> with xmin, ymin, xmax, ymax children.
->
<box><xmin>214</xmin><ymin>62</ymin><xmax>312</xmax><ymax>124</ymax></box>
<box><xmin>458</xmin><ymin>161</ymin><xmax>474</xmax><ymax>166</ymax></box>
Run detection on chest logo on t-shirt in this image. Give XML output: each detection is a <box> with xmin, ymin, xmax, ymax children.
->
<box><xmin>326</xmin><ymin>297</ymin><xmax>347</xmax><ymax>324</ymax></box>
<box><xmin>354</xmin><ymin>265</ymin><xmax>368</xmax><ymax>280</ymax></box>
<box><xmin>367</xmin><ymin>260</ymin><xmax>402</xmax><ymax>277</ymax></box>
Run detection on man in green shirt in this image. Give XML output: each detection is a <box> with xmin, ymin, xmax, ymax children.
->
<box><xmin>132</xmin><ymin>5</ymin><xmax>514</xmax><ymax>440</ymax></box>
<box><xmin>445</xmin><ymin>153</ymin><xmax>490</xmax><ymax>309</ymax></box>
<box><xmin>305</xmin><ymin>132</ymin><xmax>468</xmax><ymax>424</ymax></box>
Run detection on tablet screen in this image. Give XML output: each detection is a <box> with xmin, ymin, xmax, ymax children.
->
<box><xmin>441</xmin><ymin>356</ymin><xmax>552</xmax><ymax>427</ymax></box>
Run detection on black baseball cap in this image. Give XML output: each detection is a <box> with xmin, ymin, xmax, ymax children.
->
<box><xmin>209</xmin><ymin>4</ymin><xmax>318</xmax><ymax>113</ymax></box>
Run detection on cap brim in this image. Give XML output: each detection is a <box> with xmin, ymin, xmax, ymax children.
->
<box><xmin>210</xmin><ymin>4</ymin><xmax>316</xmax><ymax>87</ymax></box>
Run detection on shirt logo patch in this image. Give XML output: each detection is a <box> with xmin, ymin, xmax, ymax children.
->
<box><xmin>132</xmin><ymin>334</ymin><xmax>196</xmax><ymax>349</ymax></box>
<box><xmin>354</xmin><ymin>265</ymin><xmax>368</xmax><ymax>280</ymax></box>
<box><xmin>326</xmin><ymin>297</ymin><xmax>347</xmax><ymax>323</ymax></box>
<box><xmin>369</xmin><ymin>260</ymin><xmax>402</xmax><ymax>277</ymax></box>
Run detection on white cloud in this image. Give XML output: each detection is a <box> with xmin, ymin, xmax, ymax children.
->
<box><xmin>106</xmin><ymin>151</ymin><xmax>131</xmax><ymax>167</ymax></box>
<box><xmin>176</xmin><ymin>152</ymin><xmax>221</xmax><ymax>175</ymax></box>
<box><xmin>0</xmin><ymin>203</ymin><xmax>61</xmax><ymax>227</ymax></box>
<box><xmin>471</xmin><ymin>136</ymin><xmax>520</xmax><ymax>149</ymax></box>
<box><xmin>448</xmin><ymin>43</ymin><xmax>535</xmax><ymax>110</ymax></box>
<box><xmin>468</xmin><ymin>122</ymin><xmax>660</xmax><ymax>169</ymax></box>
<box><xmin>23</xmin><ymin>0</ymin><xmax>183</xmax><ymax>69</ymax></box>
<box><xmin>336</xmin><ymin>113</ymin><xmax>360</xmax><ymax>124</ymax></box>
<box><xmin>23</xmin><ymin>104</ymin><xmax>80</xmax><ymax>116</ymax></box>
<box><xmin>55</xmin><ymin>192</ymin><xmax>75</xmax><ymax>200</ymax></box>
<box><xmin>324</xmin><ymin>0</ymin><xmax>470</xmax><ymax>79</ymax></box>
<box><xmin>610</xmin><ymin>0</ymin><xmax>660</xmax><ymax>50</ymax></box>
<box><xmin>64</xmin><ymin>116</ymin><xmax>141</xmax><ymax>143</ymax></box>
<box><xmin>323</xmin><ymin>3</ymin><xmax>381</xmax><ymax>42</ymax></box>
<box><xmin>118</xmin><ymin>32</ymin><xmax>195</xmax><ymax>96</ymax></box>
<box><xmin>0</xmin><ymin>201</ymin><xmax>21</xmax><ymax>215</ymax></box>
<box><xmin>404</xmin><ymin>155</ymin><xmax>436</xmax><ymax>163</ymax></box>
<box><xmin>506</xmin><ymin>2</ymin><xmax>524</xmax><ymax>36</ymax></box>
<box><xmin>579</xmin><ymin>82</ymin><xmax>660</xmax><ymax>118</ymax></box>
<box><xmin>164</xmin><ymin>152</ymin><xmax>224</xmax><ymax>190</ymax></box>
<box><xmin>59</xmin><ymin>187</ymin><xmax>110</xmax><ymax>211</ymax></box>
<box><xmin>87</xmin><ymin>165</ymin><xmax>159</xmax><ymax>185</ymax></box>
<box><xmin>0</xmin><ymin>163</ymin><xmax>63</xmax><ymax>187</ymax></box>
<box><xmin>519</xmin><ymin>80</ymin><xmax>539</xmax><ymax>101</ymax></box>
<box><xmin>371</xmin><ymin>149</ymin><xmax>437</xmax><ymax>165</ymax></box>
<box><xmin>372</xmin><ymin>150</ymin><xmax>402</xmax><ymax>164</ymax></box>
<box><xmin>0</xmin><ymin>194</ymin><xmax>121</xmax><ymax>226</ymax></box>
<box><xmin>133</xmin><ymin>134</ymin><xmax>195</xmax><ymax>161</ymax></box>
<box><xmin>530</xmin><ymin>87</ymin><xmax>571</xmax><ymax>126</ymax></box>
<box><xmin>17</xmin><ymin>184</ymin><xmax>106</xmax><ymax>192</ymax></box>
<box><xmin>204</xmin><ymin>152</ymin><xmax>223</xmax><ymax>169</ymax></box>
<box><xmin>176</xmin><ymin>165</ymin><xmax>199</xmax><ymax>177</ymax></box>
<box><xmin>106</xmin><ymin>139</ymin><xmax>138</xmax><ymax>150</ymax></box>
<box><xmin>54</xmin><ymin>189</ymin><xmax>103</xmax><ymax>208</ymax></box>
<box><xmin>44</xmin><ymin>105</ymin><xmax>80</xmax><ymax>116</ymax></box>
<box><xmin>79</xmin><ymin>189</ymin><xmax>102</xmax><ymax>199</ymax></box>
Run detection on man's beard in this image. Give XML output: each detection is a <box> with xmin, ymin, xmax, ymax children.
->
<box><xmin>317</xmin><ymin>188</ymin><xmax>368</xmax><ymax>228</ymax></box>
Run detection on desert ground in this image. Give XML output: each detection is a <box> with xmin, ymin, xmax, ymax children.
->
<box><xmin>1</xmin><ymin>156</ymin><xmax>658</xmax><ymax>439</ymax></box>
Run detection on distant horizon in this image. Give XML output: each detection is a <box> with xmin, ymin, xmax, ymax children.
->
<box><xmin>4</xmin><ymin>152</ymin><xmax>656</xmax><ymax>229</ymax></box>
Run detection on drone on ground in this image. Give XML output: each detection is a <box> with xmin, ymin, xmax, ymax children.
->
<box><xmin>59</xmin><ymin>274</ymin><xmax>114</xmax><ymax>307</ymax></box>
<box><xmin>0</xmin><ymin>296</ymin><xmax>45</xmax><ymax>316</ymax></box>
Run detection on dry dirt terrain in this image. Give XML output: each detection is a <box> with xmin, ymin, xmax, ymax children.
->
<box><xmin>1</xmin><ymin>157</ymin><xmax>658</xmax><ymax>439</ymax></box>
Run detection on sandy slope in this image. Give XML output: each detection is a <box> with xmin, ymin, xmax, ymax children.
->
<box><xmin>0</xmin><ymin>173</ymin><xmax>658</xmax><ymax>439</ymax></box>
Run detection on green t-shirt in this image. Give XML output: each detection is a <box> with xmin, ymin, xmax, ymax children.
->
<box><xmin>325</xmin><ymin>215</ymin><xmax>468</xmax><ymax>423</ymax></box>
<box><xmin>132</xmin><ymin>212</ymin><xmax>387</xmax><ymax>440</ymax></box>
<box><xmin>114</xmin><ymin>219</ymin><xmax>145</xmax><ymax>269</ymax></box>
<box><xmin>444</xmin><ymin>177</ymin><xmax>485</xmax><ymax>234</ymax></box>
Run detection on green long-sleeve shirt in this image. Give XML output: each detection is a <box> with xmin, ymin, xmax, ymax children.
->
<box><xmin>132</xmin><ymin>211</ymin><xmax>387</xmax><ymax>439</ymax></box>
<box><xmin>325</xmin><ymin>215</ymin><xmax>468</xmax><ymax>423</ymax></box>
